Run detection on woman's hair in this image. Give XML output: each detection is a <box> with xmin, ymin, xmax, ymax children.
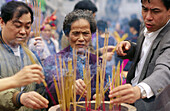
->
<box><xmin>63</xmin><ymin>9</ymin><xmax>96</xmax><ymax>36</ymax></box>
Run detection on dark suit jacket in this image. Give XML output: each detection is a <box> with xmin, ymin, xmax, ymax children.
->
<box><xmin>121</xmin><ymin>22</ymin><xmax>170</xmax><ymax>111</ymax></box>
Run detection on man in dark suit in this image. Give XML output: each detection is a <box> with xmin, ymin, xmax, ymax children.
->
<box><xmin>108</xmin><ymin>0</ymin><xmax>170</xmax><ymax>111</ymax></box>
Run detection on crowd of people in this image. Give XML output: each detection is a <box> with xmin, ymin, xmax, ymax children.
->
<box><xmin>0</xmin><ymin>0</ymin><xmax>169</xmax><ymax>111</ymax></box>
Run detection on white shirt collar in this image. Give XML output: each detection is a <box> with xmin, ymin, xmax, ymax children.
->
<box><xmin>10</xmin><ymin>45</ymin><xmax>20</xmax><ymax>57</ymax></box>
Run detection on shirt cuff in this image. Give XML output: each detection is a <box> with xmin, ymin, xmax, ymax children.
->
<box><xmin>138</xmin><ymin>82</ymin><xmax>154</xmax><ymax>98</ymax></box>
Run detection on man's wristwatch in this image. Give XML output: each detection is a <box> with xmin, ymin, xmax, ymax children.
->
<box><xmin>138</xmin><ymin>85</ymin><xmax>147</xmax><ymax>99</ymax></box>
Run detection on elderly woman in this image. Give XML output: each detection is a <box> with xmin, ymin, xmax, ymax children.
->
<box><xmin>44</xmin><ymin>10</ymin><xmax>109</xmax><ymax>107</ymax></box>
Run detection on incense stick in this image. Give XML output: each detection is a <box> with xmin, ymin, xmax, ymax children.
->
<box><xmin>21</xmin><ymin>44</ymin><xmax>56</xmax><ymax>105</ymax></box>
<box><xmin>59</xmin><ymin>55</ymin><xmax>66</xmax><ymax>111</ymax></box>
<box><xmin>109</xmin><ymin>76</ymin><xmax>113</xmax><ymax>110</ymax></box>
<box><xmin>73</xmin><ymin>47</ymin><xmax>77</xmax><ymax>111</ymax></box>
<box><xmin>53</xmin><ymin>75</ymin><xmax>61</xmax><ymax>105</ymax></box>
<box><xmin>95</xmin><ymin>29</ymin><xmax>100</xmax><ymax>110</ymax></box>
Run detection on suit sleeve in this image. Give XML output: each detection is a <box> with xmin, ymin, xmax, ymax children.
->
<box><xmin>143</xmin><ymin>39</ymin><xmax>170</xmax><ymax>96</ymax></box>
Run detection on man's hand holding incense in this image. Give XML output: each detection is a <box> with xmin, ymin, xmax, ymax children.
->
<box><xmin>116</xmin><ymin>41</ymin><xmax>131</xmax><ymax>56</ymax></box>
<box><xmin>109</xmin><ymin>84</ymin><xmax>141</xmax><ymax>104</ymax></box>
<box><xmin>75</xmin><ymin>79</ymin><xmax>87</xmax><ymax>97</ymax></box>
<box><xmin>12</xmin><ymin>64</ymin><xmax>45</xmax><ymax>87</ymax></box>
<box><xmin>20</xmin><ymin>91</ymin><xmax>49</xmax><ymax>109</ymax></box>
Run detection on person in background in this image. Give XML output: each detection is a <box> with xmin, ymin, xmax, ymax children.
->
<box><xmin>122</xmin><ymin>18</ymin><xmax>141</xmax><ymax>76</ymax></box>
<box><xmin>49</xmin><ymin>19</ymin><xmax>60</xmax><ymax>41</ymax></box>
<box><xmin>28</xmin><ymin>23</ymin><xmax>59</xmax><ymax>64</ymax></box>
<box><xmin>74</xmin><ymin>0</ymin><xmax>97</xmax><ymax>17</ymax></box>
<box><xmin>126</xmin><ymin>18</ymin><xmax>141</xmax><ymax>43</ymax></box>
<box><xmin>0</xmin><ymin>1</ymin><xmax>48</xmax><ymax>110</ymax></box>
<box><xmin>109</xmin><ymin>0</ymin><xmax>170</xmax><ymax>111</ymax></box>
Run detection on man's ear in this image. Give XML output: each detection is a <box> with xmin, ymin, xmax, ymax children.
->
<box><xmin>168</xmin><ymin>9</ymin><xmax>170</xmax><ymax>19</ymax></box>
<box><xmin>0</xmin><ymin>17</ymin><xmax>5</xmax><ymax>30</ymax></box>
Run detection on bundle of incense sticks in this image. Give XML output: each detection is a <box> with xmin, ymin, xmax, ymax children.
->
<box><xmin>32</xmin><ymin>0</ymin><xmax>41</xmax><ymax>37</ymax></box>
<box><xmin>95</xmin><ymin>29</ymin><xmax>110</xmax><ymax>110</ymax></box>
<box><xmin>112</xmin><ymin>31</ymin><xmax>128</xmax><ymax>53</ymax></box>
<box><xmin>113</xmin><ymin>31</ymin><xmax>128</xmax><ymax>43</ymax></box>
<box><xmin>52</xmin><ymin>47</ymin><xmax>96</xmax><ymax>111</ymax></box>
<box><xmin>51</xmin><ymin>29</ymin><xmax>126</xmax><ymax>111</ymax></box>
<box><xmin>95</xmin><ymin>29</ymin><xmax>100</xmax><ymax>110</ymax></box>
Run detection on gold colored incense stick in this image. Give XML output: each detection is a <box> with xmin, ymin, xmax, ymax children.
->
<box><xmin>95</xmin><ymin>29</ymin><xmax>100</xmax><ymax>110</ymax></box>
<box><xmin>59</xmin><ymin>55</ymin><xmax>66</xmax><ymax>111</ymax></box>
<box><xmin>53</xmin><ymin>75</ymin><xmax>61</xmax><ymax>105</ymax></box>
<box><xmin>121</xmin><ymin>33</ymin><xmax>128</xmax><ymax>41</ymax></box>
<box><xmin>73</xmin><ymin>47</ymin><xmax>77</xmax><ymax>111</ymax></box>
<box><xmin>54</xmin><ymin>56</ymin><xmax>62</xmax><ymax>103</ymax></box>
<box><xmin>68</xmin><ymin>58</ymin><xmax>74</xmax><ymax>102</ymax></box>
<box><xmin>120</xmin><ymin>62</ymin><xmax>124</xmax><ymax>85</ymax></box>
<box><xmin>109</xmin><ymin>76</ymin><xmax>113</xmax><ymax>110</ymax></box>
<box><xmin>38</xmin><ymin>1</ymin><xmax>41</xmax><ymax>36</ymax></box>
<box><xmin>86</xmin><ymin>48</ymin><xmax>91</xmax><ymax>102</ymax></box>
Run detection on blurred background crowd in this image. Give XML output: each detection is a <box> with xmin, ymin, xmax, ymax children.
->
<box><xmin>0</xmin><ymin>0</ymin><xmax>142</xmax><ymax>78</ymax></box>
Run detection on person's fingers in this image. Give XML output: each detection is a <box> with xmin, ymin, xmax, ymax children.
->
<box><xmin>28</xmin><ymin>64</ymin><xmax>44</xmax><ymax>79</ymax></box>
<box><xmin>34</xmin><ymin>37</ymin><xmax>42</xmax><ymax>40</ymax></box>
<box><xmin>16</xmin><ymin>65</ymin><xmax>45</xmax><ymax>85</ymax></box>
<box><xmin>116</xmin><ymin>43</ymin><xmax>123</xmax><ymax>55</ymax></box>
<box><xmin>79</xmin><ymin>79</ymin><xmax>86</xmax><ymax>88</ymax></box>
<box><xmin>116</xmin><ymin>41</ymin><xmax>131</xmax><ymax>56</ymax></box>
<box><xmin>109</xmin><ymin>88</ymin><xmax>132</xmax><ymax>99</ymax></box>
<box><xmin>28</xmin><ymin>74</ymin><xmax>44</xmax><ymax>84</ymax></box>
<box><xmin>21</xmin><ymin>92</ymin><xmax>48</xmax><ymax>109</ymax></box>
<box><xmin>110</xmin><ymin>93</ymin><xmax>136</xmax><ymax>104</ymax></box>
<box><xmin>75</xmin><ymin>82</ymin><xmax>84</xmax><ymax>94</ymax></box>
<box><xmin>32</xmin><ymin>93</ymin><xmax>49</xmax><ymax>108</ymax></box>
<box><xmin>93</xmin><ymin>94</ymin><xmax>96</xmax><ymax>100</ymax></box>
<box><xmin>31</xmin><ymin>69</ymin><xmax>45</xmax><ymax>79</ymax></box>
<box><xmin>27</xmin><ymin>100</ymin><xmax>40</xmax><ymax>109</ymax></box>
<box><xmin>110</xmin><ymin>84</ymin><xmax>131</xmax><ymax>94</ymax></box>
<box><xmin>33</xmin><ymin>38</ymin><xmax>43</xmax><ymax>47</ymax></box>
<box><xmin>29</xmin><ymin>64</ymin><xmax>43</xmax><ymax>70</ymax></box>
<box><xmin>75</xmin><ymin>83</ymin><xmax>86</xmax><ymax>97</ymax></box>
<box><xmin>109</xmin><ymin>84</ymin><xmax>140</xmax><ymax>104</ymax></box>
<box><xmin>109</xmin><ymin>84</ymin><xmax>132</xmax><ymax>99</ymax></box>
<box><xmin>75</xmin><ymin>83</ymin><xmax>80</xmax><ymax>94</ymax></box>
<box><xmin>75</xmin><ymin>80</ymin><xmax>87</xmax><ymax>96</ymax></box>
<box><xmin>20</xmin><ymin>93</ymin><xmax>39</xmax><ymax>109</ymax></box>
<box><xmin>124</xmin><ymin>42</ymin><xmax>131</xmax><ymax>50</ymax></box>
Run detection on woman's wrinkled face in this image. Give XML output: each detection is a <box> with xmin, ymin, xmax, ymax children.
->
<box><xmin>69</xmin><ymin>19</ymin><xmax>92</xmax><ymax>53</ymax></box>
